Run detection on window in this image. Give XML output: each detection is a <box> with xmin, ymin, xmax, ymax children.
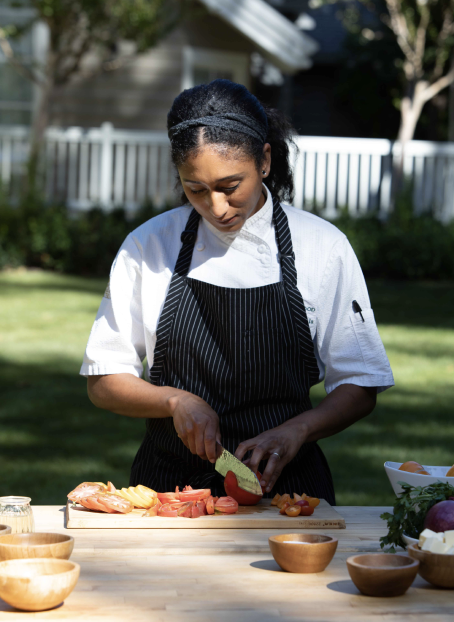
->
<box><xmin>182</xmin><ymin>46</ymin><xmax>250</xmax><ymax>90</ymax></box>
<box><xmin>0</xmin><ymin>6</ymin><xmax>46</xmax><ymax>125</ymax></box>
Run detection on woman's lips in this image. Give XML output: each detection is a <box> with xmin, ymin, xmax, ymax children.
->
<box><xmin>215</xmin><ymin>215</ymin><xmax>238</xmax><ymax>226</ymax></box>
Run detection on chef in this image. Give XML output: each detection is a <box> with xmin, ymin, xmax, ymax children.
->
<box><xmin>81</xmin><ymin>79</ymin><xmax>394</xmax><ymax>504</ymax></box>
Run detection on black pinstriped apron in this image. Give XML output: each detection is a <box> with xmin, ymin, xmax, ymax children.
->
<box><xmin>130</xmin><ymin>198</ymin><xmax>335</xmax><ymax>504</ymax></box>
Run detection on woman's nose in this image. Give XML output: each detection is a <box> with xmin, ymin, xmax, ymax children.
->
<box><xmin>209</xmin><ymin>192</ymin><xmax>229</xmax><ymax>218</ymax></box>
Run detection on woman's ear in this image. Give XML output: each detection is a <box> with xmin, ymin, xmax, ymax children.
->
<box><xmin>262</xmin><ymin>143</ymin><xmax>271</xmax><ymax>176</ymax></box>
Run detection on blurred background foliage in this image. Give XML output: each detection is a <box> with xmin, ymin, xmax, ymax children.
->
<box><xmin>1</xmin><ymin>193</ymin><xmax>454</xmax><ymax>280</ymax></box>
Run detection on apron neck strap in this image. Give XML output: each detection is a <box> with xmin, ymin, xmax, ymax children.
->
<box><xmin>174</xmin><ymin>208</ymin><xmax>201</xmax><ymax>276</ymax></box>
<box><xmin>272</xmin><ymin>198</ymin><xmax>298</xmax><ymax>288</ymax></box>
<box><xmin>175</xmin><ymin>199</ymin><xmax>297</xmax><ymax>287</ymax></box>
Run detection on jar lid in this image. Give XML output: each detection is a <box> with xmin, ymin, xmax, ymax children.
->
<box><xmin>0</xmin><ymin>496</ymin><xmax>31</xmax><ymax>505</ymax></box>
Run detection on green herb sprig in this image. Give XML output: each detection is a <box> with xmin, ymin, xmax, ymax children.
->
<box><xmin>380</xmin><ymin>481</ymin><xmax>454</xmax><ymax>552</ymax></box>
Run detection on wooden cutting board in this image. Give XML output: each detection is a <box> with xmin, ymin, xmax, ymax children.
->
<box><xmin>65</xmin><ymin>499</ymin><xmax>345</xmax><ymax>529</ymax></box>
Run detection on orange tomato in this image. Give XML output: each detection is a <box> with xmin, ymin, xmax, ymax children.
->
<box><xmin>279</xmin><ymin>502</ymin><xmax>291</xmax><ymax>515</ymax></box>
<box><xmin>307</xmin><ymin>497</ymin><xmax>320</xmax><ymax>508</ymax></box>
<box><xmin>277</xmin><ymin>494</ymin><xmax>291</xmax><ymax>509</ymax></box>
<box><xmin>271</xmin><ymin>494</ymin><xmax>281</xmax><ymax>506</ymax></box>
<box><xmin>399</xmin><ymin>461</ymin><xmax>430</xmax><ymax>475</ymax></box>
<box><xmin>285</xmin><ymin>505</ymin><xmax>301</xmax><ymax>517</ymax></box>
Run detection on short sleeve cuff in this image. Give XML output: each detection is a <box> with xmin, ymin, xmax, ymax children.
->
<box><xmin>325</xmin><ymin>374</ymin><xmax>395</xmax><ymax>395</ymax></box>
<box><xmin>79</xmin><ymin>362</ymin><xmax>142</xmax><ymax>378</ymax></box>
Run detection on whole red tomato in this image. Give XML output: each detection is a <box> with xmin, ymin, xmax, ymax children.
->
<box><xmin>224</xmin><ymin>470</ymin><xmax>264</xmax><ymax>505</ymax></box>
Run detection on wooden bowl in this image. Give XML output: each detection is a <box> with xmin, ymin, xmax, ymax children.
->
<box><xmin>0</xmin><ymin>558</ymin><xmax>80</xmax><ymax>611</ymax></box>
<box><xmin>0</xmin><ymin>533</ymin><xmax>74</xmax><ymax>561</ymax></box>
<box><xmin>269</xmin><ymin>534</ymin><xmax>338</xmax><ymax>573</ymax></box>
<box><xmin>346</xmin><ymin>553</ymin><xmax>419</xmax><ymax>597</ymax></box>
<box><xmin>408</xmin><ymin>543</ymin><xmax>454</xmax><ymax>588</ymax></box>
<box><xmin>0</xmin><ymin>526</ymin><xmax>11</xmax><ymax>536</ymax></box>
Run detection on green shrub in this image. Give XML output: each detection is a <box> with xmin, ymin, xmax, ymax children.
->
<box><xmin>0</xmin><ymin>197</ymin><xmax>173</xmax><ymax>275</ymax></box>
<box><xmin>334</xmin><ymin>194</ymin><xmax>454</xmax><ymax>280</ymax></box>
<box><xmin>1</xmin><ymin>194</ymin><xmax>453</xmax><ymax>279</ymax></box>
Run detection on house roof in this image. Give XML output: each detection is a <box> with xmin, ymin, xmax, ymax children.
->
<box><xmin>198</xmin><ymin>0</ymin><xmax>319</xmax><ymax>73</ymax></box>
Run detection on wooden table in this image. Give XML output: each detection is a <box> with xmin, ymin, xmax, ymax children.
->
<box><xmin>0</xmin><ymin>506</ymin><xmax>452</xmax><ymax>621</ymax></box>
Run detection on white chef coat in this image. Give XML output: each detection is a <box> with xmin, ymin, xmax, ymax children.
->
<box><xmin>80</xmin><ymin>186</ymin><xmax>394</xmax><ymax>394</ymax></box>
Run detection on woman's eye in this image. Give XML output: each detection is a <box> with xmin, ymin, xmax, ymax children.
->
<box><xmin>222</xmin><ymin>184</ymin><xmax>239</xmax><ymax>194</ymax></box>
<box><xmin>188</xmin><ymin>188</ymin><xmax>204</xmax><ymax>195</ymax></box>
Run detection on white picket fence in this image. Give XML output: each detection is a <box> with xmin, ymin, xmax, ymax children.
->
<box><xmin>1</xmin><ymin>122</ymin><xmax>454</xmax><ymax>220</ymax></box>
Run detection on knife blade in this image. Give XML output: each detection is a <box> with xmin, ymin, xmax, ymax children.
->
<box><xmin>215</xmin><ymin>445</ymin><xmax>262</xmax><ymax>496</ymax></box>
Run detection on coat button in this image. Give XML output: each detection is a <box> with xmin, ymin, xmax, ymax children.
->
<box><xmin>196</xmin><ymin>242</ymin><xmax>205</xmax><ymax>251</ymax></box>
<box><xmin>257</xmin><ymin>244</ymin><xmax>267</xmax><ymax>254</ymax></box>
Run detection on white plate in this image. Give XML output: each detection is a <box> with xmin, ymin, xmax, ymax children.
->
<box><xmin>384</xmin><ymin>461</ymin><xmax>454</xmax><ymax>497</ymax></box>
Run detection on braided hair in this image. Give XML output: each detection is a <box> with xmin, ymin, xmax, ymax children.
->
<box><xmin>167</xmin><ymin>79</ymin><xmax>296</xmax><ymax>204</ymax></box>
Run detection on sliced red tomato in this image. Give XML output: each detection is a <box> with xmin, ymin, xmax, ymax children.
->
<box><xmin>67</xmin><ymin>482</ymin><xmax>105</xmax><ymax>503</ymax></box>
<box><xmin>224</xmin><ymin>470</ymin><xmax>263</xmax><ymax>506</ymax></box>
<box><xmin>157</xmin><ymin>492</ymin><xmax>180</xmax><ymax>504</ymax></box>
<box><xmin>97</xmin><ymin>493</ymin><xmax>133</xmax><ymax>514</ymax></box>
<box><xmin>177</xmin><ymin>502</ymin><xmax>194</xmax><ymax>518</ymax></box>
<box><xmin>158</xmin><ymin>503</ymin><xmax>179</xmax><ymax>517</ymax></box>
<box><xmin>107</xmin><ymin>481</ymin><xmax>116</xmax><ymax>493</ymax></box>
<box><xmin>78</xmin><ymin>495</ymin><xmax>112</xmax><ymax>513</ymax></box>
<box><xmin>214</xmin><ymin>496</ymin><xmax>239</xmax><ymax>514</ymax></box>
<box><xmin>179</xmin><ymin>488</ymin><xmax>211</xmax><ymax>502</ymax></box>
<box><xmin>206</xmin><ymin>496</ymin><xmax>215</xmax><ymax>515</ymax></box>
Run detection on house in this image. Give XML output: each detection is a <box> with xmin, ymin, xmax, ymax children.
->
<box><xmin>0</xmin><ymin>0</ymin><xmax>318</xmax><ymax>131</ymax></box>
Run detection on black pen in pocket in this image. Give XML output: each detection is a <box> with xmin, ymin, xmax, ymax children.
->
<box><xmin>352</xmin><ymin>300</ymin><xmax>365</xmax><ymax>322</ymax></box>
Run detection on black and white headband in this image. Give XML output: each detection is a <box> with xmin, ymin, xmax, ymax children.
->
<box><xmin>168</xmin><ymin>112</ymin><xmax>268</xmax><ymax>144</ymax></box>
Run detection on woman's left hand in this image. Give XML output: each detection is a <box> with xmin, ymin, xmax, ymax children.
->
<box><xmin>234</xmin><ymin>419</ymin><xmax>308</xmax><ymax>493</ymax></box>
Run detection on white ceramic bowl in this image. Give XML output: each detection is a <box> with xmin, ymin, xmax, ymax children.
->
<box><xmin>384</xmin><ymin>461</ymin><xmax>454</xmax><ymax>497</ymax></box>
<box><xmin>402</xmin><ymin>533</ymin><xmax>418</xmax><ymax>548</ymax></box>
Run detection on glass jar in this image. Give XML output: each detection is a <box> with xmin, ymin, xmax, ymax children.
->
<box><xmin>0</xmin><ymin>496</ymin><xmax>35</xmax><ymax>534</ymax></box>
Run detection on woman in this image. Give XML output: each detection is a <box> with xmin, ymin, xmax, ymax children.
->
<box><xmin>81</xmin><ymin>80</ymin><xmax>394</xmax><ymax>504</ymax></box>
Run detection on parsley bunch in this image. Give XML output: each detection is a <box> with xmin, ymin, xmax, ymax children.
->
<box><xmin>380</xmin><ymin>481</ymin><xmax>454</xmax><ymax>552</ymax></box>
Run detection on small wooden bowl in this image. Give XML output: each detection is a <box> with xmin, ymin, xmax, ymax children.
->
<box><xmin>347</xmin><ymin>553</ymin><xmax>419</xmax><ymax>597</ymax></box>
<box><xmin>408</xmin><ymin>543</ymin><xmax>454</xmax><ymax>588</ymax></box>
<box><xmin>0</xmin><ymin>533</ymin><xmax>74</xmax><ymax>561</ymax></box>
<box><xmin>269</xmin><ymin>534</ymin><xmax>338</xmax><ymax>573</ymax></box>
<box><xmin>0</xmin><ymin>526</ymin><xmax>11</xmax><ymax>536</ymax></box>
<box><xmin>0</xmin><ymin>558</ymin><xmax>80</xmax><ymax>611</ymax></box>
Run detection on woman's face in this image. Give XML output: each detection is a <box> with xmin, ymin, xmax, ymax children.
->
<box><xmin>178</xmin><ymin>143</ymin><xmax>271</xmax><ymax>232</ymax></box>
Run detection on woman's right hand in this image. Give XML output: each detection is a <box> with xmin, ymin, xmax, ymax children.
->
<box><xmin>168</xmin><ymin>392</ymin><xmax>221</xmax><ymax>463</ymax></box>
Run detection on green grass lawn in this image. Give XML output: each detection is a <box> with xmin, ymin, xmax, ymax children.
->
<box><xmin>1</xmin><ymin>270</ymin><xmax>453</xmax><ymax>506</ymax></box>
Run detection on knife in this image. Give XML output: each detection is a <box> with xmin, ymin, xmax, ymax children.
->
<box><xmin>215</xmin><ymin>445</ymin><xmax>263</xmax><ymax>496</ymax></box>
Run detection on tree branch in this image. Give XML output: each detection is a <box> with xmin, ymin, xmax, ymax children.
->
<box><xmin>0</xmin><ymin>28</ymin><xmax>45</xmax><ymax>87</ymax></box>
<box><xmin>414</xmin><ymin>7</ymin><xmax>430</xmax><ymax>78</ymax></box>
<box><xmin>420</xmin><ymin>65</ymin><xmax>454</xmax><ymax>104</ymax></box>
<box><xmin>384</xmin><ymin>0</ymin><xmax>417</xmax><ymax>69</ymax></box>
<box><xmin>433</xmin><ymin>8</ymin><xmax>454</xmax><ymax>80</ymax></box>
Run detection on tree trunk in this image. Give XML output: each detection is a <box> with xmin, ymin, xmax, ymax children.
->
<box><xmin>392</xmin><ymin>81</ymin><xmax>426</xmax><ymax>200</ymax></box>
<box><xmin>449</xmin><ymin>53</ymin><xmax>454</xmax><ymax>142</ymax></box>
<box><xmin>26</xmin><ymin>76</ymin><xmax>53</xmax><ymax>197</ymax></box>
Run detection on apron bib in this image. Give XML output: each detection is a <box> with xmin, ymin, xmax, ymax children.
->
<box><xmin>130</xmin><ymin>199</ymin><xmax>335</xmax><ymax>503</ymax></box>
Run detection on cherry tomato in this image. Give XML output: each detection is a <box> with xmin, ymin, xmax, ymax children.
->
<box><xmin>299</xmin><ymin>505</ymin><xmax>314</xmax><ymax>516</ymax></box>
<box><xmin>294</xmin><ymin>499</ymin><xmax>309</xmax><ymax>508</ymax></box>
<box><xmin>285</xmin><ymin>505</ymin><xmax>302</xmax><ymax>517</ymax></box>
<box><xmin>277</xmin><ymin>494</ymin><xmax>291</xmax><ymax>509</ymax></box>
<box><xmin>307</xmin><ymin>497</ymin><xmax>320</xmax><ymax>508</ymax></box>
<box><xmin>279</xmin><ymin>502</ymin><xmax>291</xmax><ymax>515</ymax></box>
<box><xmin>271</xmin><ymin>494</ymin><xmax>281</xmax><ymax>506</ymax></box>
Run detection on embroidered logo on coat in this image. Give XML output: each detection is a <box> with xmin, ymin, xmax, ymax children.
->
<box><xmin>104</xmin><ymin>281</ymin><xmax>111</xmax><ymax>299</ymax></box>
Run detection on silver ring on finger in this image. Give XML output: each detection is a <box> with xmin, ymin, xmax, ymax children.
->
<box><xmin>272</xmin><ymin>452</ymin><xmax>280</xmax><ymax>460</ymax></box>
